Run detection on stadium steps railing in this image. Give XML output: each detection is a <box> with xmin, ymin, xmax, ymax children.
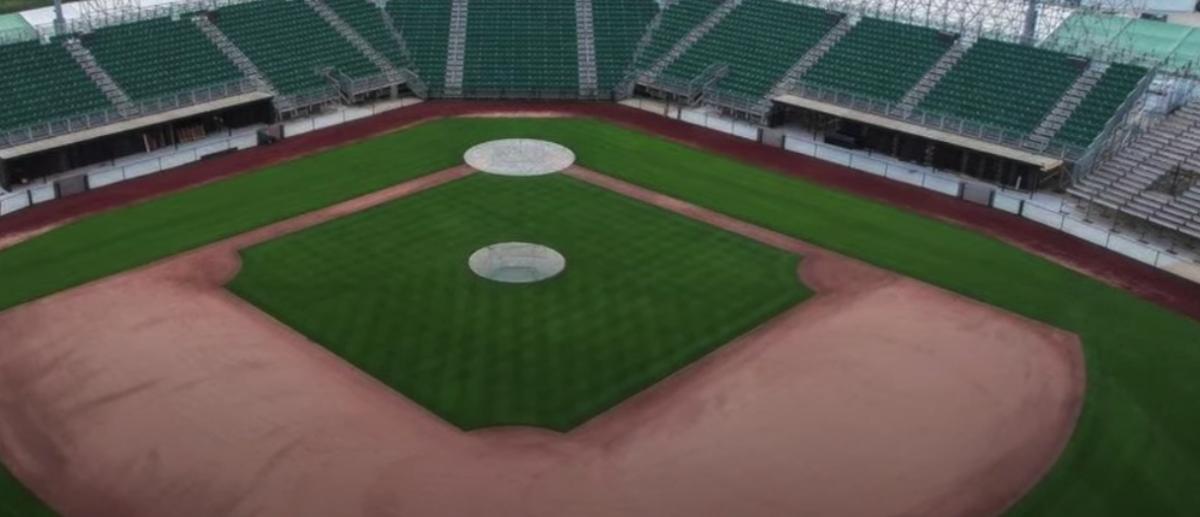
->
<box><xmin>576</xmin><ymin>0</ymin><xmax>600</xmax><ymax>97</ymax></box>
<box><xmin>192</xmin><ymin>14</ymin><xmax>278</xmax><ymax>99</ymax></box>
<box><xmin>442</xmin><ymin>0</ymin><xmax>469</xmax><ymax>97</ymax></box>
<box><xmin>897</xmin><ymin>33</ymin><xmax>975</xmax><ymax>114</ymax></box>
<box><xmin>769</xmin><ymin>12</ymin><xmax>855</xmax><ymax>98</ymax></box>
<box><xmin>1028</xmin><ymin>60</ymin><xmax>1108</xmax><ymax>147</ymax></box>
<box><xmin>639</xmin><ymin>0</ymin><xmax>740</xmax><ymax>83</ymax></box>
<box><xmin>304</xmin><ymin>0</ymin><xmax>404</xmax><ymax>85</ymax></box>
<box><xmin>62</xmin><ymin>37</ymin><xmax>135</xmax><ymax>114</ymax></box>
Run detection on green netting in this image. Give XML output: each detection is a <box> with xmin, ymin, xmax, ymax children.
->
<box><xmin>1045</xmin><ymin>13</ymin><xmax>1200</xmax><ymax>74</ymax></box>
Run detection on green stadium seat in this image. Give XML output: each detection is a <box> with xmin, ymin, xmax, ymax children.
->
<box><xmin>803</xmin><ymin>17</ymin><xmax>954</xmax><ymax>103</ymax></box>
<box><xmin>0</xmin><ymin>38</ymin><xmax>112</xmax><ymax>132</ymax></box>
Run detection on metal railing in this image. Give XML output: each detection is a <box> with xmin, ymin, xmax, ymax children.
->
<box><xmin>0</xmin><ymin>78</ymin><xmax>259</xmax><ymax>150</ymax></box>
<box><xmin>1071</xmin><ymin>68</ymin><xmax>1158</xmax><ymax>181</ymax></box>
<box><xmin>785</xmin><ymin>80</ymin><xmax>1089</xmax><ymax>161</ymax></box>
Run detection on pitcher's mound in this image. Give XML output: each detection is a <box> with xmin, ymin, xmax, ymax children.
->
<box><xmin>464</xmin><ymin>139</ymin><xmax>575</xmax><ymax>176</ymax></box>
<box><xmin>469</xmin><ymin>242</ymin><xmax>566</xmax><ymax>283</ymax></box>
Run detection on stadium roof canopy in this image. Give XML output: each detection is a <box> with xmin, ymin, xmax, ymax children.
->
<box><xmin>1044</xmin><ymin>12</ymin><xmax>1200</xmax><ymax>75</ymax></box>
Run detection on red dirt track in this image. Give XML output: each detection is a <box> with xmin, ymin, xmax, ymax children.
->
<box><xmin>0</xmin><ymin>100</ymin><xmax>1197</xmax><ymax>319</ymax></box>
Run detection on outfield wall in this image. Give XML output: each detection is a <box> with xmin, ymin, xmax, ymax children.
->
<box><xmin>619</xmin><ymin>98</ymin><xmax>1200</xmax><ymax>286</ymax></box>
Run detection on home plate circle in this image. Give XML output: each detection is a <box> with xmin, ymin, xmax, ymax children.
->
<box><xmin>469</xmin><ymin>242</ymin><xmax>566</xmax><ymax>283</ymax></box>
<box><xmin>464</xmin><ymin>139</ymin><xmax>575</xmax><ymax>176</ymax></box>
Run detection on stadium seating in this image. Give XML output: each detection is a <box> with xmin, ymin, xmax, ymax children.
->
<box><xmin>918</xmin><ymin>39</ymin><xmax>1083</xmax><ymax>135</ymax></box>
<box><xmin>632</xmin><ymin>0</ymin><xmax>723</xmax><ymax>71</ymax></box>
<box><xmin>462</xmin><ymin>0</ymin><xmax>578</xmax><ymax>94</ymax></box>
<box><xmin>1056</xmin><ymin>63</ymin><xmax>1147</xmax><ymax>147</ymax></box>
<box><xmin>385</xmin><ymin>0</ymin><xmax>450</xmax><ymax>89</ymax></box>
<box><xmin>82</xmin><ymin>17</ymin><xmax>244</xmax><ymax>102</ymax></box>
<box><xmin>323</xmin><ymin>0</ymin><xmax>409</xmax><ymax>69</ymax></box>
<box><xmin>661</xmin><ymin>0</ymin><xmax>840</xmax><ymax>98</ymax></box>
<box><xmin>214</xmin><ymin>0</ymin><xmax>377</xmax><ymax>94</ymax></box>
<box><xmin>0</xmin><ymin>38</ymin><xmax>112</xmax><ymax>131</ymax></box>
<box><xmin>803</xmin><ymin>17</ymin><xmax>953</xmax><ymax>103</ymax></box>
<box><xmin>592</xmin><ymin>0</ymin><xmax>658</xmax><ymax>90</ymax></box>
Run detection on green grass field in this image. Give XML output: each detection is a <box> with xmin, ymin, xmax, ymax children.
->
<box><xmin>1</xmin><ymin>117</ymin><xmax>1198</xmax><ymax>515</ymax></box>
<box><xmin>228</xmin><ymin>174</ymin><xmax>808</xmax><ymax>430</ymax></box>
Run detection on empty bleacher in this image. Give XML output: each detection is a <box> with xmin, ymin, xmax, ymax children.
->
<box><xmin>592</xmin><ymin>0</ymin><xmax>658</xmax><ymax>91</ymax></box>
<box><xmin>462</xmin><ymin>0</ymin><xmax>578</xmax><ymax>95</ymax></box>
<box><xmin>1055</xmin><ymin>63</ymin><xmax>1147</xmax><ymax>147</ymax></box>
<box><xmin>0</xmin><ymin>38</ymin><xmax>111</xmax><ymax>131</ymax></box>
<box><xmin>214</xmin><ymin>0</ymin><xmax>377</xmax><ymax>95</ymax></box>
<box><xmin>803</xmin><ymin>17</ymin><xmax>954</xmax><ymax>103</ymax></box>
<box><xmin>82</xmin><ymin>17</ymin><xmax>245</xmax><ymax>102</ymax></box>
<box><xmin>918</xmin><ymin>39</ymin><xmax>1084</xmax><ymax>135</ymax></box>
<box><xmin>385</xmin><ymin>0</ymin><xmax>450</xmax><ymax>89</ymax></box>
<box><xmin>632</xmin><ymin>0</ymin><xmax>723</xmax><ymax>71</ymax></box>
<box><xmin>323</xmin><ymin>0</ymin><xmax>409</xmax><ymax>69</ymax></box>
<box><xmin>1069</xmin><ymin>101</ymin><xmax>1200</xmax><ymax>239</ymax></box>
<box><xmin>661</xmin><ymin>0</ymin><xmax>839</xmax><ymax>99</ymax></box>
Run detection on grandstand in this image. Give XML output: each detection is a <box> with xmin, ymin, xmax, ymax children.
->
<box><xmin>0</xmin><ymin>0</ymin><xmax>1196</xmax><ymax>250</ymax></box>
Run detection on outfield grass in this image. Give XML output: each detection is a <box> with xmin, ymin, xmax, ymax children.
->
<box><xmin>0</xmin><ymin>117</ymin><xmax>1198</xmax><ymax>515</ymax></box>
<box><xmin>228</xmin><ymin>174</ymin><xmax>808</xmax><ymax>430</ymax></box>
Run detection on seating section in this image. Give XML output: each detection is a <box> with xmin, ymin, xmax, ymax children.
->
<box><xmin>1056</xmin><ymin>63</ymin><xmax>1147</xmax><ymax>147</ymax></box>
<box><xmin>0</xmin><ymin>39</ymin><xmax>111</xmax><ymax>131</ymax></box>
<box><xmin>632</xmin><ymin>0</ymin><xmax>722</xmax><ymax>71</ymax></box>
<box><xmin>804</xmin><ymin>17</ymin><xmax>953</xmax><ymax>102</ymax></box>
<box><xmin>662</xmin><ymin>0</ymin><xmax>839</xmax><ymax>98</ymax></box>
<box><xmin>919</xmin><ymin>39</ymin><xmax>1083</xmax><ymax>134</ymax></box>
<box><xmin>215</xmin><ymin>0</ymin><xmax>376</xmax><ymax>94</ymax></box>
<box><xmin>324</xmin><ymin>0</ymin><xmax>409</xmax><ymax>69</ymax></box>
<box><xmin>592</xmin><ymin>0</ymin><xmax>658</xmax><ymax>90</ymax></box>
<box><xmin>462</xmin><ymin>0</ymin><xmax>578</xmax><ymax>94</ymax></box>
<box><xmin>83</xmin><ymin>17</ymin><xmax>244</xmax><ymax>102</ymax></box>
<box><xmin>386</xmin><ymin>0</ymin><xmax>449</xmax><ymax>88</ymax></box>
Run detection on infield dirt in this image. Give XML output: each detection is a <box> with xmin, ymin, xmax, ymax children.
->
<box><xmin>0</xmin><ymin>165</ymin><xmax>1082</xmax><ymax>517</ymax></box>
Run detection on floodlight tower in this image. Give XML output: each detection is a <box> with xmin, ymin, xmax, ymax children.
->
<box><xmin>1022</xmin><ymin>0</ymin><xmax>1041</xmax><ymax>45</ymax></box>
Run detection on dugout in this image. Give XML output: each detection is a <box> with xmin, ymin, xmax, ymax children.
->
<box><xmin>0</xmin><ymin>94</ymin><xmax>273</xmax><ymax>190</ymax></box>
<box><xmin>772</xmin><ymin>94</ymin><xmax>1065</xmax><ymax>190</ymax></box>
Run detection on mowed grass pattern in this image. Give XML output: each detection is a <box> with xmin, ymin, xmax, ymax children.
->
<box><xmin>228</xmin><ymin>174</ymin><xmax>808</xmax><ymax>431</ymax></box>
<box><xmin>0</xmin><ymin>117</ymin><xmax>1198</xmax><ymax>515</ymax></box>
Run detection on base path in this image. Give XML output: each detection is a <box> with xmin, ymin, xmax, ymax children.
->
<box><xmin>0</xmin><ymin>166</ymin><xmax>1083</xmax><ymax>517</ymax></box>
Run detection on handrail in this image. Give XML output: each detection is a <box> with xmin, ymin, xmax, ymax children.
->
<box><xmin>1072</xmin><ymin>66</ymin><xmax>1157</xmax><ymax>180</ymax></box>
<box><xmin>785</xmin><ymin>80</ymin><xmax>1089</xmax><ymax>161</ymax></box>
<box><xmin>0</xmin><ymin>77</ymin><xmax>259</xmax><ymax>150</ymax></box>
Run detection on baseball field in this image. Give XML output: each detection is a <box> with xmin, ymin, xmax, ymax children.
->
<box><xmin>0</xmin><ymin>112</ymin><xmax>1198</xmax><ymax>516</ymax></box>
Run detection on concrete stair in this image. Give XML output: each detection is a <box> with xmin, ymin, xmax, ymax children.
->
<box><xmin>640</xmin><ymin>0</ymin><xmax>742</xmax><ymax>83</ymax></box>
<box><xmin>443</xmin><ymin>0</ymin><xmax>469</xmax><ymax>96</ymax></box>
<box><xmin>896</xmin><ymin>34</ymin><xmax>975</xmax><ymax>114</ymax></box>
<box><xmin>1027</xmin><ymin>60</ymin><xmax>1107</xmax><ymax>148</ymax></box>
<box><xmin>305</xmin><ymin>0</ymin><xmax>404</xmax><ymax>84</ymax></box>
<box><xmin>770</xmin><ymin>14</ymin><xmax>857</xmax><ymax>97</ymax></box>
<box><xmin>63</xmin><ymin>37</ymin><xmax>135</xmax><ymax>115</ymax></box>
<box><xmin>576</xmin><ymin>0</ymin><xmax>599</xmax><ymax>96</ymax></box>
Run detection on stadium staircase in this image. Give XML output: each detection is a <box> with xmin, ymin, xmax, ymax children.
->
<box><xmin>0</xmin><ymin>39</ymin><xmax>112</xmax><ymax>136</ymax></box>
<box><xmin>80</xmin><ymin>17</ymin><xmax>247</xmax><ymax>104</ymax></box>
<box><xmin>770</xmin><ymin>13</ymin><xmax>854</xmax><ymax>97</ymax></box>
<box><xmin>897</xmin><ymin>34</ymin><xmax>975</xmax><ymax>115</ymax></box>
<box><xmin>655</xmin><ymin>0</ymin><xmax>843</xmax><ymax>116</ymax></box>
<box><xmin>212</xmin><ymin>0</ymin><xmax>378</xmax><ymax>107</ymax></box>
<box><xmin>1056</xmin><ymin>63</ymin><xmax>1148</xmax><ymax>148</ymax></box>
<box><xmin>306</xmin><ymin>0</ymin><xmax>405</xmax><ymax>86</ymax></box>
<box><xmin>917</xmin><ymin>39</ymin><xmax>1084</xmax><ymax>136</ymax></box>
<box><xmin>443</xmin><ymin>0</ymin><xmax>469</xmax><ymax>96</ymax></box>
<box><xmin>798</xmin><ymin>17</ymin><xmax>953</xmax><ymax>104</ymax></box>
<box><xmin>63</xmin><ymin>37</ymin><xmax>134</xmax><ymax>114</ymax></box>
<box><xmin>385</xmin><ymin>0</ymin><xmax>450</xmax><ymax>93</ymax></box>
<box><xmin>193</xmin><ymin>15</ymin><xmax>277</xmax><ymax>97</ymax></box>
<box><xmin>1069</xmin><ymin>102</ymin><xmax>1200</xmax><ymax>239</ymax></box>
<box><xmin>576</xmin><ymin>0</ymin><xmax>599</xmax><ymax>96</ymax></box>
<box><xmin>636</xmin><ymin>0</ymin><xmax>731</xmax><ymax>82</ymax></box>
<box><xmin>1027</xmin><ymin>61</ymin><xmax>1108</xmax><ymax>148</ymax></box>
<box><xmin>593</xmin><ymin>0</ymin><xmax>657</xmax><ymax>96</ymax></box>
